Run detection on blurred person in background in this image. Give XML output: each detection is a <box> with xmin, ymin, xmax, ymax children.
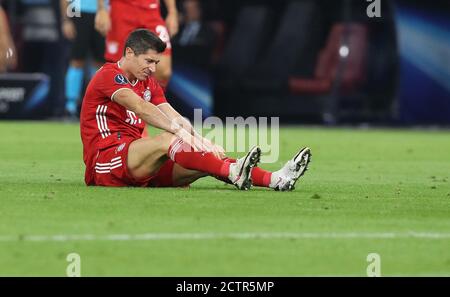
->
<box><xmin>60</xmin><ymin>0</ymin><xmax>105</xmax><ymax>118</ymax></box>
<box><xmin>17</xmin><ymin>0</ymin><xmax>65</xmax><ymax>116</ymax></box>
<box><xmin>172</xmin><ymin>0</ymin><xmax>216</xmax><ymax>70</ymax></box>
<box><xmin>0</xmin><ymin>1</ymin><xmax>17</xmax><ymax>72</ymax></box>
<box><xmin>94</xmin><ymin>0</ymin><xmax>179</xmax><ymax>90</ymax></box>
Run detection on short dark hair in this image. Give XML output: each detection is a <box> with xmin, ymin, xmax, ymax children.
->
<box><xmin>123</xmin><ymin>29</ymin><xmax>166</xmax><ymax>56</ymax></box>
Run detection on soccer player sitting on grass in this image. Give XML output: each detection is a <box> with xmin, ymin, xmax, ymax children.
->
<box><xmin>80</xmin><ymin>29</ymin><xmax>311</xmax><ymax>191</ymax></box>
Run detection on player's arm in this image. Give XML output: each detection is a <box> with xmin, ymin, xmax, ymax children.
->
<box><xmin>0</xmin><ymin>7</ymin><xmax>16</xmax><ymax>72</ymax></box>
<box><xmin>113</xmin><ymin>89</ymin><xmax>204</xmax><ymax>151</ymax></box>
<box><xmin>163</xmin><ymin>0</ymin><xmax>179</xmax><ymax>37</ymax></box>
<box><xmin>114</xmin><ymin>89</ymin><xmax>178</xmax><ymax>133</ymax></box>
<box><xmin>158</xmin><ymin>103</ymin><xmax>194</xmax><ymax>134</ymax></box>
<box><xmin>95</xmin><ymin>0</ymin><xmax>111</xmax><ymax>36</ymax></box>
<box><xmin>60</xmin><ymin>0</ymin><xmax>76</xmax><ymax>40</ymax></box>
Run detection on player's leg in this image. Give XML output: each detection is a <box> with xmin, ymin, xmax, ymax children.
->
<box><xmin>65</xmin><ymin>15</ymin><xmax>90</xmax><ymax>116</ymax></box>
<box><xmin>127</xmin><ymin>132</ymin><xmax>260</xmax><ymax>189</ymax></box>
<box><xmin>251</xmin><ymin>147</ymin><xmax>311</xmax><ymax>191</ymax></box>
<box><xmin>127</xmin><ymin>134</ymin><xmax>171</xmax><ymax>180</ymax></box>
<box><xmin>172</xmin><ymin>164</ymin><xmax>207</xmax><ymax>186</ymax></box>
<box><xmin>214</xmin><ymin>158</ymin><xmax>274</xmax><ymax>188</ymax></box>
<box><xmin>65</xmin><ymin>60</ymin><xmax>85</xmax><ymax>116</ymax></box>
<box><xmin>148</xmin><ymin>160</ymin><xmax>207</xmax><ymax>187</ymax></box>
<box><xmin>217</xmin><ymin>147</ymin><xmax>312</xmax><ymax>191</ymax></box>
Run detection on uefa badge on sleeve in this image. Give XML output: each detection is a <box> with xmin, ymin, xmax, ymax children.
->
<box><xmin>114</xmin><ymin>74</ymin><xmax>128</xmax><ymax>85</ymax></box>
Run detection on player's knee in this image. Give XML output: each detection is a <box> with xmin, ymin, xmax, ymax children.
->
<box><xmin>155</xmin><ymin>132</ymin><xmax>176</xmax><ymax>153</ymax></box>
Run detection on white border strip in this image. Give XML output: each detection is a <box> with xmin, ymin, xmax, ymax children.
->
<box><xmin>0</xmin><ymin>232</ymin><xmax>449</xmax><ymax>243</ymax></box>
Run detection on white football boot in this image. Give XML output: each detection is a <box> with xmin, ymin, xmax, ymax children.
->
<box><xmin>228</xmin><ymin>146</ymin><xmax>261</xmax><ymax>190</ymax></box>
<box><xmin>271</xmin><ymin>147</ymin><xmax>312</xmax><ymax>191</ymax></box>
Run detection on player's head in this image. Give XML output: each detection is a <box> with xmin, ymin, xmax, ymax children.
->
<box><xmin>123</xmin><ymin>29</ymin><xmax>166</xmax><ymax>81</ymax></box>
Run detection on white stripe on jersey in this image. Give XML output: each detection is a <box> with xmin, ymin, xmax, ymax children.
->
<box><xmin>96</xmin><ymin>105</ymin><xmax>106</xmax><ymax>138</ymax></box>
<box><xmin>126</xmin><ymin>111</ymin><xmax>132</xmax><ymax>125</ymax></box>
<box><xmin>102</xmin><ymin>106</ymin><xmax>111</xmax><ymax>136</ymax></box>
<box><xmin>96</xmin><ymin>105</ymin><xmax>111</xmax><ymax>138</ymax></box>
<box><xmin>127</xmin><ymin>110</ymin><xmax>140</xmax><ymax>125</ymax></box>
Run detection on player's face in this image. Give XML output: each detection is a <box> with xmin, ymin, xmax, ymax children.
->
<box><xmin>131</xmin><ymin>49</ymin><xmax>161</xmax><ymax>81</ymax></box>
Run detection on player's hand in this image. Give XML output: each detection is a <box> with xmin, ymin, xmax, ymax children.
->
<box><xmin>0</xmin><ymin>41</ymin><xmax>17</xmax><ymax>72</ymax></box>
<box><xmin>0</xmin><ymin>45</ymin><xmax>6</xmax><ymax>73</ymax></box>
<box><xmin>6</xmin><ymin>43</ymin><xmax>17</xmax><ymax>70</ymax></box>
<box><xmin>202</xmin><ymin>137</ymin><xmax>226</xmax><ymax>159</ymax></box>
<box><xmin>165</xmin><ymin>12</ymin><xmax>179</xmax><ymax>37</ymax></box>
<box><xmin>62</xmin><ymin>19</ymin><xmax>76</xmax><ymax>40</ymax></box>
<box><xmin>95</xmin><ymin>9</ymin><xmax>111</xmax><ymax>36</ymax></box>
<box><xmin>210</xmin><ymin>144</ymin><xmax>226</xmax><ymax>160</ymax></box>
<box><xmin>213</xmin><ymin>143</ymin><xmax>226</xmax><ymax>159</ymax></box>
<box><xmin>176</xmin><ymin>128</ymin><xmax>205</xmax><ymax>152</ymax></box>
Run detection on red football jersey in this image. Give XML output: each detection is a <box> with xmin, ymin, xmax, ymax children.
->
<box><xmin>80</xmin><ymin>62</ymin><xmax>167</xmax><ymax>181</ymax></box>
<box><xmin>110</xmin><ymin>0</ymin><xmax>160</xmax><ymax>11</ymax></box>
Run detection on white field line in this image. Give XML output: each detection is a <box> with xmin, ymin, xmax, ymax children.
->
<box><xmin>0</xmin><ymin>232</ymin><xmax>449</xmax><ymax>243</ymax></box>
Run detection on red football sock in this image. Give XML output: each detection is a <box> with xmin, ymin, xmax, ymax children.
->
<box><xmin>221</xmin><ymin>157</ymin><xmax>272</xmax><ymax>188</ymax></box>
<box><xmin>252</xmin><ymin>166</ymin><xmax>272</xmax><ymax>187</ymax></box>
<box><xmin>168</xmin><ymin>139</ymin><xmax>230</xmax><ymax>178</ymax></box>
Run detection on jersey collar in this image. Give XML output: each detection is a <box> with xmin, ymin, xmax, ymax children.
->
<box><xmin>117</xmin><ymin>61</ymin><xmax>139</xmax><ymax>87</ymax></box>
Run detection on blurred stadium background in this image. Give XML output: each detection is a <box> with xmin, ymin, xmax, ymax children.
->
<box><xmin>1</xmin><ymin>0</ymin><xmax>449</xmax><ymax>125</ymax></box>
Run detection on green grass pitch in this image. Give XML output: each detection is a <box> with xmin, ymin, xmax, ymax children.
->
<box><xmin>0</xmin><ymin>121</ymin><xmax>449</xmax><ymax>276</ymax></box>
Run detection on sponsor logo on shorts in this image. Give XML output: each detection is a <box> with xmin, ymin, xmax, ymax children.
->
<box><xmin>114</xmin><ymin>74</ymin><xmax>128</xmax><ymax>85</ymax></box>
<box><xmin>116</xmin><ymin>143</ymin><xmax>126</xmax><ymax>154</ymax></box>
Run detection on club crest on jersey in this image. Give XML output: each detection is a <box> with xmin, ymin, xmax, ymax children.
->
<box><xmin>143</xmin><ymin>90</ymin><xmax>152</xmax><ymax>102</ymax></box>
<box><xmin>114</xmin><ymin>74</ymin><xmax>128</xmax><ymax>85</ymax></box>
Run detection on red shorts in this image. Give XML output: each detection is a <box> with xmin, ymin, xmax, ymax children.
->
<box><xmin>105</xmin><ymin>1</ymin><xmax>172</xmax><ymax>62</ymax></box>
<box><xmin>90</xmin><ymin>137</ymin><xmax>178</xmax><ymax>187</ymax></box>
